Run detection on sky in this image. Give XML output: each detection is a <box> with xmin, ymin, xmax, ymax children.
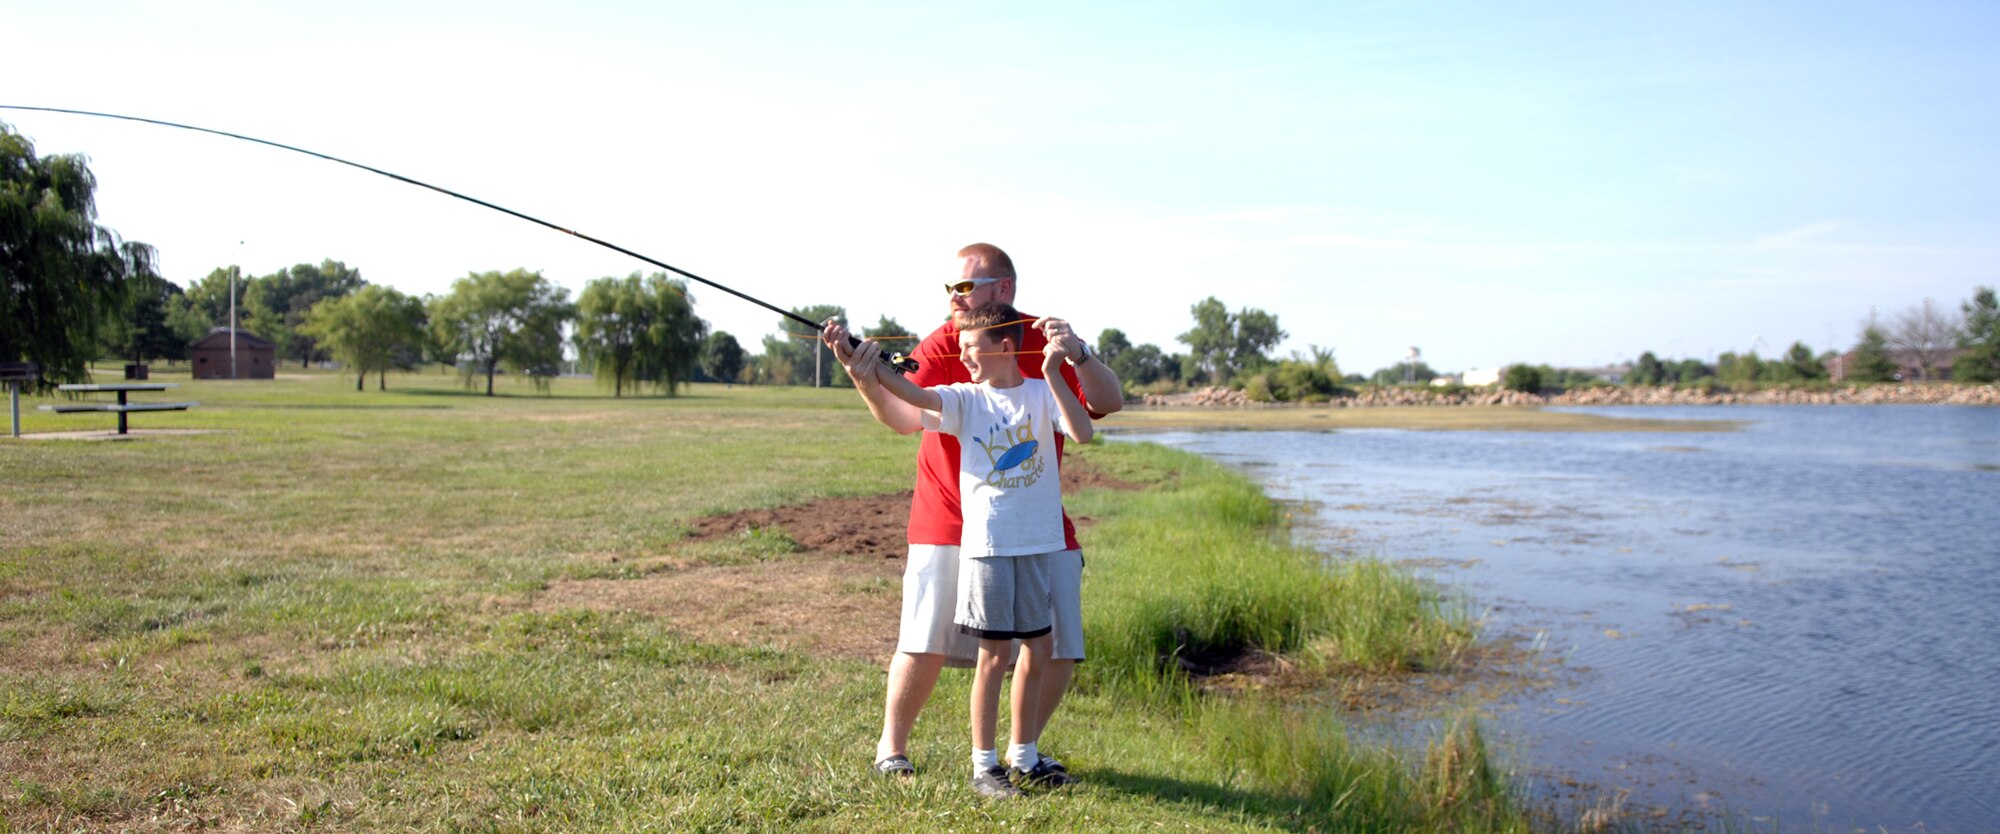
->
<box><xmin>7</xmin><ymin>1</ymin><xmax>1997</xmax><ymax>375</ymax></box>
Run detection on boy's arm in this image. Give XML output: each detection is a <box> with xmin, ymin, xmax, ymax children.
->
<box><xmin>874</xmin><ymin>356</ymin><xmax>944</xmax><ymax>413</ymax></box>
<box><xmin>822</xmin><ymin>321</ymin><xmax>925</xmax><ymax>434</ymax></box>
<box><xmin>1042</xmin><ymin>341</ymin><xmax>1095</xmax><ymax>444</ymax></box>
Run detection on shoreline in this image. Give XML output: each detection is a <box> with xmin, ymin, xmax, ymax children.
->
<box><xmin>1103</xmin><ymin>404</ymin><xmax>1743</xmax><ymax>433</ymax></box>
<box><xmin>1142</xmin><ymin>383</ymin><xmax>2000</xmax><ymax>408</ymax></box>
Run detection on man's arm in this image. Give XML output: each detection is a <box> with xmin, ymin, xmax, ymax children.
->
<box><xmin>1035</xmin><ymin>317</ymin><xmax>1123</xmax><ymax>415</ymax></box>
<box><xmin>822</xmin><ymin>320</ymin><xmax>926</xmax><ymax>435</ymax></box>
<box><xmin>1042</xmin><ymin>340</ymin><xmax>1095</xmax><ymax>444</ymax></box>
<box><xmin>1072</xmin><ymin>350</ymin><xmax>1123</xmax><ymax>415</ymax></box>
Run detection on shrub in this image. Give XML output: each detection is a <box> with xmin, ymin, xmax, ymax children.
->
<box><xmin>1242</xmin><ymin>373</ymin><xmax>1276</xmax><ymax>402</ymax></box>
<box><xmin>1500</xmin><ymin>364</ymin><xmax>1542</xmax><ymax>393</ymax></box>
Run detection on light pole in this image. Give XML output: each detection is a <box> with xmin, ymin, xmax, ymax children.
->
<box><xmin>229</xmin><ymin>263</ymin><xmax>239</xmax><ymax>379</ymax></box>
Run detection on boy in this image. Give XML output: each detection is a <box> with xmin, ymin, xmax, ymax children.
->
<box><xmin>863</xmin><ymin>302</ymin><xmax>1095</xmax><ymax>799</ymax></box>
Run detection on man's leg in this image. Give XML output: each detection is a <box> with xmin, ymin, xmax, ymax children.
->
<box><xmin>878</xmin><ymin>651</ymin><xmax>946</xmax><ymax>763</ymax></box>
<box><xmin>877</xmin><ymin>544</ymin><xmax>973</xmax><ymax>768</ymax></box>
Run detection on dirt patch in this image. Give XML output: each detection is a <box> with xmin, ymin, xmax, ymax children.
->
<box><xmin>1060</xmin><ymin>452</ymin><xmax>1146</xmax><ymax>493</ymax></box>
<box><xmin>539</xmin><ymin>555</ymin><xmax>904</xmax><ymax>662</ymax></box>
<box><xmin>679</xmin><ymin>453</ymin><xmax>1144</xmax><ymax>561</ymax></box>
<box><xmin>538</xmin><ymin>453</ymin><xmax>1146</xmax><ymax>660</ymax></box>
<box><xmin>687</xmin><ymin>494</ymin><xmax>912</xmax><ymax>560</ymax></box>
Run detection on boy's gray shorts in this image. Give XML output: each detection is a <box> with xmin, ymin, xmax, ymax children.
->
<box><xmin>899</xmin><ymin>545</ymin><xmax>1083</xmax><ymax>664</ymax></box>
<box><xmin>955</xmin><ymin>550</ymin><xmax>1055</xmax><ymax>640</ymax></box>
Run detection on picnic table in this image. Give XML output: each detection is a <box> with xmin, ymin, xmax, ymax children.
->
<box><xmin>39</xmin><ymin>383</ymin><xmax>199</xmax><ymax>435</ymax></box>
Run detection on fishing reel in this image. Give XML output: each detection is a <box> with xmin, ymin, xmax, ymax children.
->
<box><xmin>839</xmin><ymin>334</ymin><xmax>919</xmax><ymax>374</ymax></box>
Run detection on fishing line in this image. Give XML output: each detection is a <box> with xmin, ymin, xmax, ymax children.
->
<box><xmin>0</xmin><ymin>104</ymin><xmax>917</xmax><ymax>371</ymax></box>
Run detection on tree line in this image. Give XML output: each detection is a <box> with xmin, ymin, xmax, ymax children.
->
<box><xmin>1570</xmin><ymin>288</ymin><xmax>1999</xmax><ymax>393</ymax></box>
<box><xmin>12</xmin><ymin>120</ymin><xmax>1994</xmax><ymax>400</ymax></box>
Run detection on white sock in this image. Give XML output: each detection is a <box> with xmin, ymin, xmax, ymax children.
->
<box><xmin>972</xmin><ymin>748</ymin><xmax>1000</xmax><ymax>772</ymax></box>
<box><xmin>1007</xmin><ymin>742</ymin><xmax>1038</xmax><ymax>770</ymax></box>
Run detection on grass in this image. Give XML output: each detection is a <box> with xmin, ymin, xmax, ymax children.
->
<box><xmin>4</xmin><ymin>364</ymin><xmax>1530</xmax><ymax>832</ymax></box>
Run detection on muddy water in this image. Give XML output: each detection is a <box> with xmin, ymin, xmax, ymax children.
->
<box><xmin>1114</xmin><ymin>406</ymin><xmax>1999</xmax><ymax>832</ymax></box>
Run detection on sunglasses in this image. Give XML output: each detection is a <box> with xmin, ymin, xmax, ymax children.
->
<box><xmin>945</xmin><ymin>277</ymin><xmax>1001</xmax><ymax>296</ymax></box>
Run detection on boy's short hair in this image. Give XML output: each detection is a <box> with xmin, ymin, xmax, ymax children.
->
<box><xmin>960</xmin><ymin>302</ymin><xmax>1025</xmax><ymax>349</ymax></box>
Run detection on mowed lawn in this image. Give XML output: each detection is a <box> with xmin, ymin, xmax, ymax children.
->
<box><xmin>3</xmin><ymin>367</ymin><xmax>1524</xmax><ymax>833</ymax></box>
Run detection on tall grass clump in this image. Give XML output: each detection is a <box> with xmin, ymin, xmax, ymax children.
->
<box><xmin>1070</xmin><ymin>442</ymin><xmax>1477</xmax><ymax>699</ymax></box>
<box><xmin>1194</xmin><ymin>703</ymin><xmax>1525</xmax><ymax>833</ymax></box>
<box><xmin>1063</xmin><ymin>442</ymin><xmax>1516</xmax><ymax>827</ymax></box>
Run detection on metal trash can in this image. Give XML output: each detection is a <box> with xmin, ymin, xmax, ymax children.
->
<box><xmin>124</xmin><ymin>363</ymin><xmax>150</xmax><ymax>380</ymax></box>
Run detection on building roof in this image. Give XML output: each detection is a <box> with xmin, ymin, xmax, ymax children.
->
<box><xmin>191</xmin><ymin>328</ymin><xmax>277</xmax><ymax>350</ymax></box>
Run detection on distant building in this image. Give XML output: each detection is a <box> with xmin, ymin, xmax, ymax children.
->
<box><xmin>1570</xmin><ymin>363</ymin><xmax>1634</xmax><ymax>384</ymax></box>
<box><xmin>1830</xmin><ymin>348</ymin><xmax>1965</xmax><ymax>382</ymax></box>
<box><xmin>1430</xmin><ymin>374</ymin><xmax>1463</xmax><ymax>387</ymax></box>
<box><xmin>1462</xmin><ymin>367</ymin><xmax>1502</xmax><ymax>387</ymax></box>
<box><xmin>190</xmin><ymin>328</ymin><xmax>276</xmax><ymax>379</ymax></box>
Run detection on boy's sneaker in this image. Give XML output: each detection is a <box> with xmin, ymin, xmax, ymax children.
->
<box><xmin>970</xmin><ymin>765</ymin><xmax>1025</xmax><ymax>799</ymax></box>
<box><xmin>1008</xmin><ymin>754</ymin><xmax>1077</xmax><ymax>789</ymax></box>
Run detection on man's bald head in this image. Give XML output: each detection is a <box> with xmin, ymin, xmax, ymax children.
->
<box><xmin>951</xmin><ymin>242</ymin><xmax>1018</xmax><ymax>319</ymax></box>
<box><xmin>957</xmin><ymin>242</ymin><xmax>1016</xmax><ymax>282</ymax></box>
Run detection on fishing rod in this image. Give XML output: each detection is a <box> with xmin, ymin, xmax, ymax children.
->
<box><xmin>0</xmin><ymin>104</ymin><xmax>917</xmax><ymax>372</ymax></box>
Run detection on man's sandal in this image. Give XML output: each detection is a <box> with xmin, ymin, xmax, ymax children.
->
<box><xmin>873</xmin><ymin>755</ymin><xmax>916</xmax><ymax>778</ymax></box>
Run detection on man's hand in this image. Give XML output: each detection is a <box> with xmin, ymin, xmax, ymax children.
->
<box><xmin>1035</xmin><ymin>315</ymin><xmax>1123</xmax><ymax>414</ymax></box>
<box><xmin>1033</xmin><ymin>316</ymin><xmax>1087</xmax><ymax>358</ymax></box>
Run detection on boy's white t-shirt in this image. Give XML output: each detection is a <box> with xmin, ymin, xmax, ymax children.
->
<box><xmin>924</xmin><ymin>378</ymin><xmax>1071</xmax><ymax>557</ymax></box>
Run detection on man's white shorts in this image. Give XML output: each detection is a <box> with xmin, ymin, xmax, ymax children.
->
<box><xmin>899</xmin><ymin>544</ymin><xmax>1083</xmax><ymax>666</ymax></box>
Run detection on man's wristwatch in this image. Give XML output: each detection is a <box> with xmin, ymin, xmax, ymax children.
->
<box><xmin>1066</xmin><ymin>342</ymin><xmax>1093</xmax><ymax>367</ymax></box>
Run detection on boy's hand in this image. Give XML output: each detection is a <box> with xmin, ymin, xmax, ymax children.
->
<box><xmin>1042</xmin><ymin>338</ymin><xmax>1072</xmax><ymax>375</ymax></box>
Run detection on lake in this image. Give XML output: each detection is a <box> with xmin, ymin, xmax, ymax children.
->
<box><xmin>1114</xmin><ymin>406</ymin><xmax>1999</xmax><ymax>832</ymax></box>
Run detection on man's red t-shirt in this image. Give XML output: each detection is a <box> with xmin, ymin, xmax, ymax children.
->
<box><xmin>905</xmin><ymin>315</ymin><xmax>1097</xmax><ymax>549</ymax></box>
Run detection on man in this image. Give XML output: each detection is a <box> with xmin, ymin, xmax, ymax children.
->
<box><xmin>821</xmin><ymin>242</ymin><xmax>1122</xmax><ymax>784</ymax></box>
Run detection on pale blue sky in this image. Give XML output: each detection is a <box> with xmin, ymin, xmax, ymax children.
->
<box><xmin>9</xmin><ymin>1</ymin><xmax>1996</xmax><ymax>374</ymax></box>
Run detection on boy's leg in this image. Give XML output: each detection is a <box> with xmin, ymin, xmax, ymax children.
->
<box><xmin>1016</xmin><ymin>548</ymin><xmax>1080</xmax><ymax>784</ymax></box>
<box><xmin>968</xmin><ymin>638</ymin><xmax>1023</xmax><ymax>798</ymax></box>
<box><xmin>1022</xmin><ymin>658</ymin><xmax>1074</xmax><ymax>746</ymax></box>
<box><xmin>957</xmin><ymin>553</ymin><xmax>1041</xmax><ymax>798</ymax></box>
<box><xmin>1008</xmin><ymin>633</ymin><xmax>1055</xmax><ymax>748</ymax></box>
<box><xmin>1024</xmin><ymin>548</ymin><xmax>1083</xmax><ymax>761</ymax></box>
<box><xmin>970</xmin><ymin>638</ymin><xmax>1011</xmax><ymax>753</ymax></box>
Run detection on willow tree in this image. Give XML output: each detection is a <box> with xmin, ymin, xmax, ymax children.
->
<box><xmin>301</xmin><ymin>284</ymin><xmax>425</xmax><ymax>391</ymax></box>
<box><xmin>100</xmin><ymin>250</ymin><xmax>185</xmax><ymax>365</ymax></box>
<box><xmin>0</xmin><ymin>121</ymin><xmax>153</xmax><ymax>390</ymax></box>
<box><xmin>573</xmin><ymin>272</ymin><xmax>705</xmax><ymax>397</ymax></box>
